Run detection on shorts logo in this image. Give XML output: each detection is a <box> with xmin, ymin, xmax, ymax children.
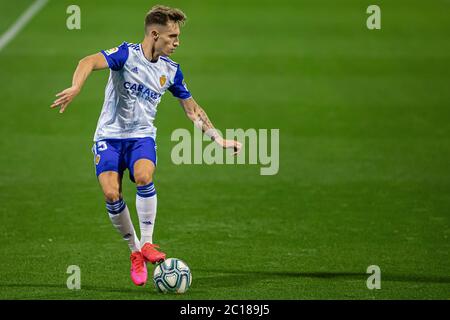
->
<box><xmin>95</xmin><ymin>154</ymin><xmax>101</xmax><ymax>165</ymax></box>
<box><xmin>104</xmin><ymin>47</ymin><xmax>119</xmax><ymax>55</ymax></box>
<box><xmin>159</xmin><ymin>75</ymin><xmax>167</xmax><ymax>87</ymax></box>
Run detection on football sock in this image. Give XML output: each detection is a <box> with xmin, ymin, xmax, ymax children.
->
<box><xmin>136</xmin><ymin>182</ymin><xmax>157</xmax><ymax>246</ymax></box>
<box><xmin>106</xmin><ymin>199</ymin><xmax>140</xmax><ymax>252</ymax></box>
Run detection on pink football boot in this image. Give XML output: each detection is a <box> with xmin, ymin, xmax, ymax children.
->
<box><xmin>141</xmin><ymin>243</ymin><xmax>166</xmax><ymax>264</ymax></box>
<box><xmin>130</xmin><ymin>251</ymin><xmax>147</xmax><ymax>286</ymax></box>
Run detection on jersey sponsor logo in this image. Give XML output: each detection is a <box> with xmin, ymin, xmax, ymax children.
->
<box><xmin>159</xmin><ymin>75</ymin><xmax>167</xmax><ymax>87</ymax></box>
<box><xmin>95</xmin><ymin>154</ymin><xmax>101</xmax><ymax>165</ymax></box>
<box><xmin>104</xmin><ymin>47</ymin><xmax>119</xmax><ymax>55</ymax></box>
<box><xmin>124</xmin><ymin>81</ymin><xmax>162</xmax><ymax>101</ymax></box>
<box><xmin>131</xmin><ymin>67</ymin><xmax>139</xmax><ymax>74</ymax></box>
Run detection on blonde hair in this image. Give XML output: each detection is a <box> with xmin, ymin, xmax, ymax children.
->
<box><xmin>145</xmin><ymin>5</ymin><xmax>187</xmax><ymax>31</ymax></box>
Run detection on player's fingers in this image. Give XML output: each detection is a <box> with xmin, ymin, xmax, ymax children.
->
<box><xmin>59</xmin><ymin>103</ymin><xmax>67</xmax><ymax>113</ymax></box>
<box><xmin>53</xmin><ymin>98</ymin><xmax>65</xmax><ymax>105</ymax></box>
<box><xmin>55</xmin><ymin>90</ymin><xmax>68</xmax><ymax>97</ymax></box>
<box><xmin>51</xmin><ymin>98</ymin><xmax>67</xmax><ymax>108</ymax></box>
<box><xmin>60</xmin><ymin>100</ymin><xmax>72</xmax><ymax>113</ymax></box>
<box><xmin>53</xmin><ymin>96</ymin><xmax>70</xmax><ymax>106</ymax></box>
<box><xmin>232</xmin><ymin>142</ymin><xmax>242</xmax><ymax>155</ymax></box>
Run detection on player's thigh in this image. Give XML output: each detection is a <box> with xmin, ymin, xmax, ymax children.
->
<box><xmin>98</xmin><ymin>171</ymin><xmax>123</xmax><ymax>201</ymax></box>
<box><xmin>133</xmin><ymin>159</ymin><xmax>156</xmax><ymax>185</ymax></box>
<box><xmin>127</xmin><ymin>137</ymin><xmax>157</xmax><ymax>185</ymax></box>
<box><xmin>93</xmin><ymin>140</ymin><xmax>123</xmax><ymax>175</ymax></box>
<box><xmin>92</xmin><ymin>140</ymin><xmax>124</xmax><ymax>201</ymax></box>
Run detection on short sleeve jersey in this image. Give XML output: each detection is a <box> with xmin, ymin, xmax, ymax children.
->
<box><xmin>93</xmin><ymin>42</ymin><xmax>191</xmax><ymax>141</ymax></box>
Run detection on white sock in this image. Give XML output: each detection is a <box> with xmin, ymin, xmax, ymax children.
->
<box><xmin>106</xmin><ymin>199</ymin><xmax>140</xmax><ymax>252</ymax></box>
<box><xmin>136</xmin><ymin>182</ymin><xmax>157</xmax><ymax>246</ymax></box>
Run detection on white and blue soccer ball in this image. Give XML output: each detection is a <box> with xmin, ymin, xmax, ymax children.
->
<box><xmin>153</xmin><ymin>258</ymin><xmax>192</xmax><ymax>293</ymax></box>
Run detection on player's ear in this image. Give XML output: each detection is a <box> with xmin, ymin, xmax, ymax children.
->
<box><xmin>151</xmin><ymin>30</ymin><xmax>159</xmax><ymax>41</ymax></box>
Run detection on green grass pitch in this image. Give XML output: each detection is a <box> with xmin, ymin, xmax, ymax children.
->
<box><xmin>0</xmin><ymin>0</ymin><xmax>449</xmax><ymax>299</ymax></box>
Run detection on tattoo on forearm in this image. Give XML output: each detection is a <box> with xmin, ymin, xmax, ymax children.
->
<box><xmin>196</xmin><ymin>107</ymin><xmax>214</xmax><ymax>132</ymax></box>
<box><xmin>194</xmin><ymin>106</ymin><xmax>220</xmax><ymax>141</ymax></box>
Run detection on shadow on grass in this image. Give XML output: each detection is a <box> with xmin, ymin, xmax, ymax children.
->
<box><xmin>193</xmin><ymin>269</ymin><xmax>450</xmax><ymax>288</ymax></box>
<box><xmin>1</xmin><ymin>271</ymin><xmax>449</xmax><ymax>297</ymax></box>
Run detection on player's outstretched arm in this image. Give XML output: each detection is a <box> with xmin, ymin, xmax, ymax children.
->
<box><xmin>179</xmin><ymin>97</ymin><xmax>242</xmax><ymax>155</ymax></box>
<box><xmin>51</xmin><ymin>53</ymin><xmax>108</xmax><ymax>113</ymax></box>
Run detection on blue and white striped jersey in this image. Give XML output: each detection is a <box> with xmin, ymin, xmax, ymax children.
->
<box><xmin>93</xmin><ymin>42</ymin><xmax>191</xmax><ymax>141</ymax></box>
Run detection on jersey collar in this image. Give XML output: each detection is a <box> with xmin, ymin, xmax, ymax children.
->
<box><xmin>139</xmin><ymin>43</ymin><xmax>160</xmax><ymax>66</ymax></box>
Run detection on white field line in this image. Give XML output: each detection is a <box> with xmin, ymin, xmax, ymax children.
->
<box><xmin>0</xmin><ymin>0</ymin><xmax>49</xmax><ymax>52</ymax></box>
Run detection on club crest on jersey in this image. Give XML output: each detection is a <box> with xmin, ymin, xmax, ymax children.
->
<box><xmin>159</xmin><ymin>75</ymin><xmax>167</xmax><ymax>87</ymax></box>
<box><xmin>104</xmin><ymin>47</ymin><xmax>119</xmax><ymax>55</ymax></box>
<box><xmin>95</xmin><ymin>154</ymin><xmax>101</xmax><ymax>165</ymax></box>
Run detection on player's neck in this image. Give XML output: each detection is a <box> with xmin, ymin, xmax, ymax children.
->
<box><xmin>141</xmin><ymin>39</ymin><xmax>160</xmax><ymax>63</ymax></box>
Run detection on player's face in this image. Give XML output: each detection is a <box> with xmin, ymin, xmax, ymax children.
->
<box><xmin>154</xmin><ymin>22</ymin><xmax>180</xmax><ymax>56</ymax></box>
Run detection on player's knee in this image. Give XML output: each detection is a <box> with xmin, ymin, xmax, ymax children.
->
<box><xmin>134</xmin><ymin>172</ymin><xmax>153</xmax><ymax>186</ymax></box>
<box><xmin>104</xmin><ymin>189</ymin><xmax>121</xmax><ymax>202</ymax></box>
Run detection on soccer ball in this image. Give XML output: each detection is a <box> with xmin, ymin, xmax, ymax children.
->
<box><xmin>153</xmin><ymin>258</ymin><xmax>192</xmax><ymax>293</ymax></box>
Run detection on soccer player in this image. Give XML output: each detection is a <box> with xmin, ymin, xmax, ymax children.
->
<box><xmin>51</xmin><ymin>5</ymin><xmax>241</xmax><ymax>286</ymax></box>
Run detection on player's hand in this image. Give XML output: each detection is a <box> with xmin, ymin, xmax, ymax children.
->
<box><xmin>50</xmin><ymin>86</ymin><xmax>80</xmax><ymax>113</ymax></box>
<box><xmin>218</xmin><ymin>138</ymin><xmax>242</xmax><ymax>155</ymax></box>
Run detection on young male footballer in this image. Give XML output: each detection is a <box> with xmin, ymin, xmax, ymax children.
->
<box><xmin>51</xmin><ymin>5</ymin><xmax>241</xmax><ymax>286</ymax></box>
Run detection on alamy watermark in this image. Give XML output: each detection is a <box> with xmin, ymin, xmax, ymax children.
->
<box><xmin>366</xmin><ymin>5</ymin><xmax>381</xmax><ymax>30</ymax></box>
<box><xmin>66</xmin><ymin>5</ymin><xmax>81</xmax><ymax>30</ymax></box>
<box><xmin>366</xmin><ymin>265</ymin><xmax>381</xmax><ymax>289</ymax></box>
<box><xmin>66</xmin><ymin>265</ymin><xmax>81</xmax><ymax>290</ymax></box>
<box><xmin>171</xmin><ymin>127</ymin><xmax>279</xmax><ymax>176</ymax></box>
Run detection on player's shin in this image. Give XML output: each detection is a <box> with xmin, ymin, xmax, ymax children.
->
<box><xmin>106</xmin><ymin>199</ymin><xmax>140</xmax><ymax>252</ymax></box>
<box><xmin>136</xmin><ymin>182</ymin><xmax>157</xmax><ymax>246</ymax></box>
